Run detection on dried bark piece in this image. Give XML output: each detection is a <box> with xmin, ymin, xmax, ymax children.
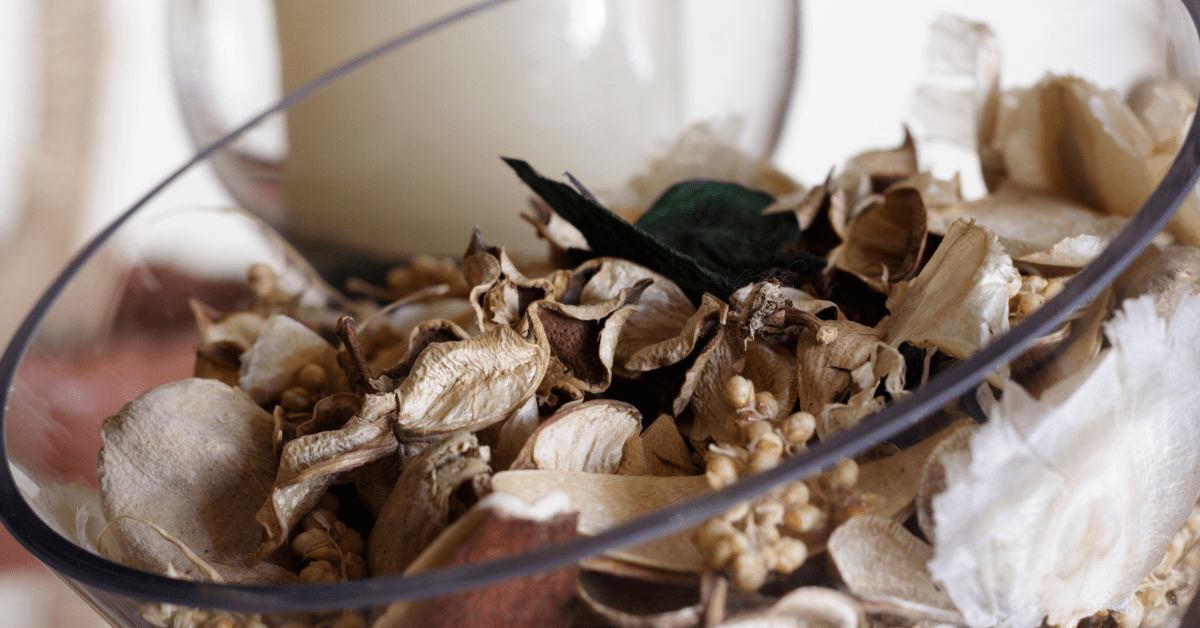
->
<box><xmin>827</xmin><ymin>186</ymin><xmax>929</xmax><ymax>294</ymax></box>
<box><xmin>574</xmin><ymin>257</ymin><xmax>697</xmax><ymax>368</ymax></box>
<box><xmin>367</xmin><ymin>431</ymin><xmax>492</xmax><ymax>576</ymax></box>
<box><xmin>510</xmin><ymin>400</ymin><xmax>641</xmax><ymax>474</ymax></box>
<box><xmin>374</xmin><ymin>492</ymin><xmax>579</xmax><ymax>628</ymax></box>
<box><xmin>98</xmin><ymin>378</ymin><xmax>294</xmax><ymax>583</ymax></box>
<box><xmin>715</xmin><ymin>587</ymin><xmax>867</xmax><ymax>628</ymax></box>
<box><xmin>250</xmin><ymin>395</ymin><xmax>399</xmax><ymax>563</ymax></box>
<box><xmin>884</xmin><ymin>218</ymin><xmax>1020</xmax><ymax>360</ymax></box>
<box><xmin>525</xmin><ymin>282</ymin><xmax>648</xmax><ymax>400</ymax></box>
<box><xmin>239</xmin><ymin>314</ymin><xmax>346</xmax><ymax>407</ymax></box>
<box><xmin>827</xmin><ymin>515</ymin><xmax>960</xmax><ymax>624</ymax></box>
<box><xmin>391</xmin><ymin>325</ymin><xmax>549</xmax><ymax>439</ymax></box>
<box><xmin>491</xmin><ymin>470</ymin><xmax>711</xmax><ymax>572</ymax></box>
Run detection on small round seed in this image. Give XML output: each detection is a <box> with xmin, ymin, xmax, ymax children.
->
<box><xmin>782</xmin><ymin>412</ymin><xmax>817</xmax><ymax>444</ymax></box>
<box><xmin>726</xmin><ymin>375</ymin><xmax>756</xmax><ymax>409</ymax></box>
<box><xmin>706</xmin><ymin>454</ymin><xmax>740</xmax><ymax>489</ymax></box>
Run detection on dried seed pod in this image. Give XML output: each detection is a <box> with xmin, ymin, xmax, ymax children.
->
<box><xmin>98</xmin><ymin>379</ymin><xmax>295</xmax><ymax>584</ymax></box>
<box><xmin>239</xmin><ymin>314</ymin><xmax>346</xmax><ymax>407</ymax></box>
<box><xmin>391</xmin><ymin>325</ymin><xmax>549</xmax><ymax>438</ymax></box>
<box><xmin>510</xmin><ymin>399</ymin><xmax>640</xmax><ymax>474</ymax></box>
<box><xmin>367</xmin><ymin>431</ymin><xmax>492</xmax><ymax>576</ymax></box>
<box><xmin>827</xmin><ymin>186</ymin><xmax>929</xmax><ymax>294</ymax></box>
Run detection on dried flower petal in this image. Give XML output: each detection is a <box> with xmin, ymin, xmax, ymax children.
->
<box><xmin>928</xmin><ymin>294</ymin><xmax>1200</xmax><ymax>628</ymax></box>
<box><xmin>392</xmin><ymin>325</ymin><xmax>549</xmax><ymax>438</ymax></box>
<box><xmin>827</xmin><ymin>515</ymin><xmax>960</xmax><ymax>623</ymax></box>
<box><xmin>98</xmin><ymin>378</ymin><xmax>294</xmax><ymax>583</ymax></box>
<box><xmin>827</xmin><ymin>186</ymin><xmax>929</xmax><ymax>293</ymax></box>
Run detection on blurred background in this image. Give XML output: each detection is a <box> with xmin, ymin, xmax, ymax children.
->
<box><xmin>0</xmin><ymin>1</ymin><xmax>1187</xmax><ymax>626</ymax></box>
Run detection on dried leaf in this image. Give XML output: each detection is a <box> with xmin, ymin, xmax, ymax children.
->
<box><xmin>928</xmin><ymin>294</ymin><xmax>1200</xmax><ymax>628</ymax></box>
<box><xmin>574</xmin><ymin>257</ymin><xmax>697</xmax><ymax>368</ymax></box>
<box><xmin>491</xmin><ymin>470</ymin><xmax>711</xmax><ymax>572</ymax></box>
<box><xmin>367</xmin><ymin>431</ymin><xmax>492</xmax><ymax>576</ymax></box>
<box><xmin>98</xmin><ymin>378</ymin><xmax>294</xmax><ymax>583</ymax></box>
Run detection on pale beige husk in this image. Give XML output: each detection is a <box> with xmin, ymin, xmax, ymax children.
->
<box><xmin>98</xmin><ymin>378</ymin><xmax>295</xmax><ymax>584</ymax></box>
<box><xmin>827</xmin><ymin>186</ymin><xmax>928</xmax><ymax>294</ymax></box>
<box><xmin>491</xmin><ymin>470</ymin><xmax>711</xmax><ymax>572</ymax></box>
<box><xmin>827</xmin><ymin>515</ymin><xmax>960</xmax><ymax>623</ymax></box>
<box><xmin>510</xmin><ymin>399</ymin><xmax>641</xmax><ymax>474</ymax></box>
<box><xmin>715</xmin><ymin>587</ymin><xmax>867</xmax><ymax>628</ymax></box>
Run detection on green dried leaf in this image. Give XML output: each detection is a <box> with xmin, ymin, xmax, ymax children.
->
<box><xmin>504</xmin><ymin>158</ymin><xmax>823</xmax><ymax>302</ymax></box>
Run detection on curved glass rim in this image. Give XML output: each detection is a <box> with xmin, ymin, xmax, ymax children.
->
<box><xmin>2</xmin><ymin>0</ymin><xmax>1198</xmax><ymax>615</ymax></box>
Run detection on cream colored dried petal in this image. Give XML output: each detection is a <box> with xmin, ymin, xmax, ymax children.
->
<box><xmin>367</xmin><ymin>431</ymin><xmax>491</xmax><ymax>576</ymax></box>
<box><xmin>239</xmin><ymin>314</ymin><xmax>345</xmax><ymax>407</ymax></box>
<box><xmin>98</xmin><ymin>378</ymin><xmax>294</xmax><ymax>584</ymax></box>
<box><xmin>827</xmin><ymin>515</ymin><xmax>960</xmax><ymax>623</ymax></box>
<box><xmin>491</xmin><ymin>470</ymin><xmax>711</xmax><ymax>572</ymax></box>
<box><xmin>521</xmin><ymin>198</ymin><xmax>590</xmax><ymax>266</ymax></box>
<box><xmin>1116</xmin><ymin>244</ymin><xmax>1200</xmax><ymax>321</ymax></box>
<box><xmin>884</xmin><ymin>218</ymin><xmax>1019</xmax><ymax>360</ymax></box>
<box><xmin>638</xmin><ymin>414</ymin><xmax>701</xmax><ymax>477</ymax></box>
<box><xmin>996</xmin><ymin>75</ymin><xmax>1200</xmax><ymax>246</ymax></box>
<box><xmin>250</xmin><ymin>397</ymin><xmax>399</xmax><ymax>563</ymax></box>
<box><xmin>463</xmin><ymin>230</ymin><xmax>562</xmax><ymax>332</ymax></box>
<box><xmin>491</xmin><ymin>396</ymin><xmax>540</xmax><ymax>472</ymax></box>
<box><xmin>392</xmin><ymin>325</ymin><xmax>549</xmax><ymax>439</ymax></box>
<box><xmin>690</xmin><ymin>333</ymin><xmax>796</xmax><ymax>446</ymax></box>
<box><xmin>717</xmin><ymin>587</ymin><xmax>867</xmax><ymax>628</ymax></box>
<box><xmin>928</xmin><ymin>183</ymin><xmax>1125</xmax><ymax>255</ymax></box>
<box><xmin>510</xmin><ymin>400</ymin><xmax>641</xmax><ymax>474</ymax></box>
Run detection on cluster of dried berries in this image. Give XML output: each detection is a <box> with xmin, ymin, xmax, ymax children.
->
<box><xmin>92</xmin><ymin>23</ymin><xmax>1200</xmax><ymax>628</ymax></box>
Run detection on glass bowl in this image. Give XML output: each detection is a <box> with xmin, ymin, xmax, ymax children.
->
<box><xmin>4</xmin><ymin>1</ymin><xmax>1200</xmax><ymax>627</ymax></box>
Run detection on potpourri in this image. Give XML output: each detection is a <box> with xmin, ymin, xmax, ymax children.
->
<box><xmin>84</xmin><ymin>19</ymin><xmax>1200</xmax><ymax>628</ymax></box>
